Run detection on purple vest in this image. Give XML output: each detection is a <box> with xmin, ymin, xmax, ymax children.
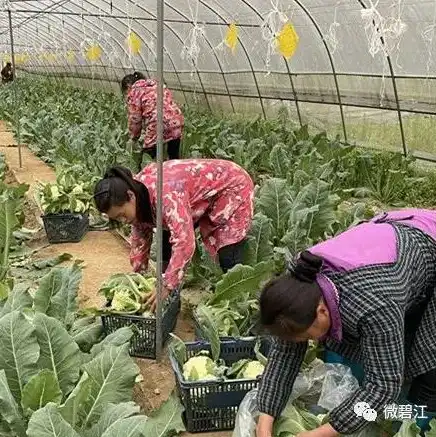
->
<box><xmin>308</xmin><ymin>209</ymin><xmax>436</xmax><ymax>341</ymax></box>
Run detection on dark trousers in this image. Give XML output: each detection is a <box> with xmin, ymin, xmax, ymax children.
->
<box><xmin>405</xmin><ymin>295</ymin><xmax>436</xmax><ymax>411</ymax></box>
<box><xmin>136</xmin><ymin>138</ymin><xmax>181</xmax><ymax>172</ymax></box>
<box><xmin>146</xmin><ymin>138</ymin><xmax>181</xmax><ymax>160</ymax></box>
<box><xmin>161</xmin><ymin>229</ymin><xmax>246</xmax><ymax>274</ymax></box>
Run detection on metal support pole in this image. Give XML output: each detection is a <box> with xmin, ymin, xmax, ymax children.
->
<box><xmin>7</xmin><ymin>11</ymin><xmax>15</xmax><ymax>75</ymax></box>
<box><xmin>155</xmin><ymin>0</ymin><xmax>164</xmax><ymax>362</ymax></box>
<box><xmin>8</xmin><ymin>10</ymin><xmax>22</xmax><ymax>169</ymax></box>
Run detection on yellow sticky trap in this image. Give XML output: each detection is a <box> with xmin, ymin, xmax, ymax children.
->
<box><xmin>225</xmin><ymin>23</ymin><xmax>238</xmax><ymax>52</ymax></box>
<box><xmin>15</xmin><ymin>54</ymin><xmax>29</xmax><ymax>65</ymax></box>
<box><xmin>276</xmin><ymin>22</ymin><xmax>299</xmax><ymax>59</ymax></box>
<box><xmin>66</xmin><ymin>50</ymin><xmax>76</xmax><ymax>63</ymax></box>
<box><xmin>127</xmin><ymin>31</ymin><xmax>141</xmax><ymax>55</ymax></box>
<box><xmin>42</xmin><ymin>52</ymin><xmax>57</xmax><ymax>62</ymax></box>
<box><xmin>86</xmin><ymin>44</ymin><xmax>102</xmax><ymax>62</ymax></box>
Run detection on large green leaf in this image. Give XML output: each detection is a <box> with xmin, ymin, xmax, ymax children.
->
<box><xmin>32</xmin><ymin>253</ymin><xmax>73</xmax><ymax>270</ymax></box>
<box><xmin>60</xmin><ymin>373</ymin><xmax>93</xmax><ymax>429</ymax></box>
<box><xmin>85</xmin><ymin>402</ymin><xmax>139</xmax><ymax>437</ymax></box>
<box><xmin>208</xmin><ymin>261</ymin><xmax>273</xmax><ymax>306</ymax></box>
<box><xmin>0</xmin><ymin>370</ymin><xmax>26</xmax><ymax>437</ymax></box>
<box><xmin>34</xmin><ymin>268</ymin><xmax>67</xmax><ymax>313</ymax></box>
<box><xmin>21</xmin><ymin>369</ymin><xmax>62</xmax><ymax>413</ymax></box>
<box><xmin>269</xmin><ymin>143</ymin><xmax>291</xmax><ymax>179</ymax></box>
<box><xmin>89</xmin><ymin>326</ymin><xmax>133</xmax><ymax>358</ymax></box>
<box><xmin>168</xmin><ymin>334</ymin><xmax>187</xmax><ymax>369</ymax></box>
<box><xmin>34</xmin><ymin>263</ymin><xmax>81</xmax><ymax>329</ymax></box>
<box><xmin>256</xmin><ymin>178</ymin><xmax>292</xmax><ymax>242</ymax></box>
<box><xmin>290</xmin><ymin>180</ymin><xmax>340</xmax><ymax>240</ymax></box>
<box><xmin>141</xmin><ymin>393</ymin><xmax>185</xmax><ymax>437</ymax></box>
<box><xmin>244</xmin><ymin>213</ymin><xmax>274</xmax><ymax>266</ymax></box>
<box><xmin>0</xmin><ymin>311</ymin><xmax>39</xmax><ymax>404</ymax></box>
<box><xmin>0</xmin><ymin>283</ymin><xmax>33</xmax><ymax>317</ymax></box>
<box><xmin>27</xmin><ymin>403</ymin><xmax>81</xmax><ymax>437</ymax></box>
<box><xmin>33</xmin><ymin>313</ymin><xmax>81</xmax><ymax>397</ymax></box>
<box><xmin>63</xmin><ymin>344</ymin><xmax>139</xmax><ymax>430</ymax></box>
<box><xmin>69</xmin><ymin>317</ymin><xmax>103</xmax><ymax>353</ymax></box>
<box><xmin>193</xmin><ymin>305</ymin><xmax>220</xmax><ymax>361</ymax></box>
<box><xmin>100</xmin><ymin>416</ymin><xmax>148</xmax><ymax>437</ymax></box>
<box><xmin>0</xmin><ymin>192</ymin><xmax>20</xmax><ymax>282</ymax></box>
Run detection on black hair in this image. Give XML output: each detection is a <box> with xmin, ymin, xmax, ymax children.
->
<box><xmin>259</xmin><ymin>251</ymin><xmax>323</xmax><ymax>337</ymax></box>
<box><xmin>120</xmin><ymin>71</ymin><xmax>145</xmax><ymax>93</ymax></box>
<box><xmin>93</xmin><ymin>165</ymin><xmax>152</xmax><ymax>223</ymax></box>
<box><xmin>6</xmin><ymin>62</ymin><xmax>11</xmax><ymax>67</ymax></box>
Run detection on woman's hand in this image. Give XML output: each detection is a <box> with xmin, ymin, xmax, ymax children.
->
<box><xmin>257</xmin><ymin>414</ymin><xmax>274</xmax><ymax>437</ymax></box>
<box><xmin>146</xmin><ymin>286</ymin><xmax>171</xmax><ymax>312</ymax></box>
<box><xmin>296</xmin><ymin>424</ymin><xmax>339</xmax><ymax>437</ymax></box>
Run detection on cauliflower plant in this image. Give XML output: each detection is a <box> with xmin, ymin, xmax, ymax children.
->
<box><xmin>183</xmin><ymin>355</ymin><xmax>218</xmax><ymax>381</ymax></box>
<box><xmin>111</xmin><ymin>288</ymin><xmax>141</xmax><ymax>313</ymax></box>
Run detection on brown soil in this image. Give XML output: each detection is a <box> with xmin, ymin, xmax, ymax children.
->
<box><xmin>0</xmin><ymin>131</ymin><xmax>17</xmax><ymax>146</ymax></box>
<box><xmin>0</xmin><ymin>139</ymin><xmax>231</xmax><ymax>437</ymax></box>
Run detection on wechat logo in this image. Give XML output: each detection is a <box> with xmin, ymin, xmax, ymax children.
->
<box><xmin>354</xmin><ymin>402</ymin><xmax>378</xmax><ymax>421</ymax></box>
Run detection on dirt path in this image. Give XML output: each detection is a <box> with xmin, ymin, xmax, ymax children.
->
<box><xmin>0</xmin><ymin>121</ymin><xmax>231</xmax><ymax>437</ymax></box>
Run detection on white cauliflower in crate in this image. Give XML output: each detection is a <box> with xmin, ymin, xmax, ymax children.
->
<box><xmin>183</xmin><ymin>355</ymin><xmax>219</xmax><ymax>381</ymax></box>
<box><xmin>238</xmin><ymin>360</ymin><xmax>265</xmax><ymax>379</ymax></box>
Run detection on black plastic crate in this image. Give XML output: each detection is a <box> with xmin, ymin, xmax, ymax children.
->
<box><xmin>170</xmin><ymin>337</ymin><xmax>269</xmax><ymax>433</ymax></box>
<box><xmin>42</xmin><ymin>213</ymin><xmax>89</xmax><ymax>244</ymax></box>
<box><xmin>101</xmin><ymin>291</ymin><xmax>181</xmax><ymax>359</ymax></box>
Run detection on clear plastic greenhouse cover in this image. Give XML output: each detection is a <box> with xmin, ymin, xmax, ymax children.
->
<box><xmin>0</xmin><ymin>0</ymin><xmax>435</xmax><ymax>157</ymax></box>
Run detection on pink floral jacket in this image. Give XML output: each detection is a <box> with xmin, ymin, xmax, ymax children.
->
<box><xmin>127</xmin><ymin>79</ymin><xmax>184</xmax><ymax>149</ymax></box>
<box><xmin>130</xmin><ymin>159</ymin><xmax>254</xmax><ymax>289</ymax></box>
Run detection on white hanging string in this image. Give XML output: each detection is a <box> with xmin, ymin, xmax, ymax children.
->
<box><xmin>215</xmin><ymin>24</ymin><xmax>227</xmax><ymax>52</ymax></box>
<box><xmin>0</xmin><ymin>0</ymin><xmax>12</xmax><ymax>11</ymax></box>
<box><xmin>181</xmin><ymin>0</ymin><xmax>206</xmax><ymax>76</ymax></box>
<box><xmin>421</xmin><ymin>0</ymin><xmax>436</xmax><ymax>81</ymax></box>
<box><xmin>61</xmin><ymin>16</ymin><xmax>67</xmax><ymax>63</ymax></box>
<box><xmin>52</xmin><ymin>18</ymin><xmax>62</xmax><ymax>65</ymax></box>
<box><xmin>361</xmin><ymin>0</ymin><xmax>407</xmax><ymax>58</ymax></box>
<box><xmin>79</xmin><ymin>2</ymin><xmax>87</xmax><ymax>59</ymax></box>
<box><xmin>125</xmin><ymin>0</ymin><xmax>133</xmax><ymax>68</ymax></box>
<box><xmin>78</xmin><ymin>2</ymin><xmax>96</xmax><ymax>90</ymax></box>
<box><xmin>214</xmin><ymin>22</ymin><xmax>235</xmax><ymax>72</ymax></box>
<box><xmin>46</xmin><ymin>16</ymin><xmax>57</xmax><ymax>64</ymax></box>
<box><xmin>146</xmin><ymin>37</ymin><xmax>157</xmax><ymax>70</ymax></box>
<box><xmin>98</xmin><ymin>9</ymin><xmax>117</xmax><ymax>64</ymax></box>
<box><xmin>260</xmin><ymin>0</ymin><xmax>290</xmax><ymax>74</ymax></box>
<box><xmin>361</xmin><ymin>0</ymin><xmax>407</xmax><ymax>104</ymax></box>
<box><xmin>324</xmin><ymin>1</ymin><xmax>341</xmax><ymax>54</ymax></box>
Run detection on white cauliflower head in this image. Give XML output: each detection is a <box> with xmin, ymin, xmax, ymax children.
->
<box><xmin>239</xmin><ymin>360</ymin><xmax>265</xmax><ymax>379</ymax></box>
<box><xmin>183</xmin><ymin>355</ymin><xmax>218</xmax><ymax>381</ymax></box>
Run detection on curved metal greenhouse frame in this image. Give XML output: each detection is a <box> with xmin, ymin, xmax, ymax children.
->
<box><xmin>0</xmin><ymin>0</ymin><xmax>434</xmax><ymax>160</ymax></box>
<box><xmin>1</xmin><ymin>0</ymin><xmax>435</xmax><ymax>360</ymax></box>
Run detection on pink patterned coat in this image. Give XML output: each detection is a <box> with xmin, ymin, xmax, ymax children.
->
<box><xmin>129</xmin><ymin>159</ymin><xmax>254</xmax><ymax>290</ymax></box>
<box><xmin>127</xmin><ymin>79</ymin><xmax>184</xmax><ymax>149</ymax></box>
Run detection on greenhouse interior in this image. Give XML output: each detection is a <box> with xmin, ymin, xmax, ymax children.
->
<box><xmin>0</xmin><ymin>1</ymin><xmax>436</xmax><ymax>437</ymax></box>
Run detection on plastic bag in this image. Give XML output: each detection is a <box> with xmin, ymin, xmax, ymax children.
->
<box><xmin>317</xmin><ymin>363</ymin><xmax>360</xmax><ymax>410</ymax></box>
<box><xmin>290</xmin><ymin>361</ymin><xmax>359</xmax><ymax>408</ymax></box>
<box><xmin>232</xmin><ymin>363</ymin><xmax>360</xmax><ymax>437</ymax></box>
<box><xmin>232</xmin><ymin>389</ymin><xmax>259</xmax><ymax>437</ymax></box>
